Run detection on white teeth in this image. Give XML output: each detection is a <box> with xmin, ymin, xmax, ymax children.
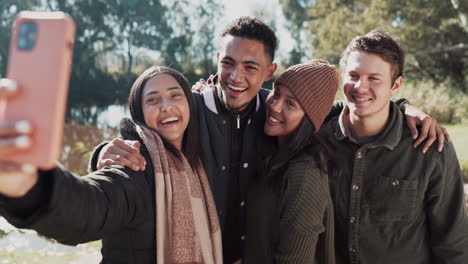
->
<box><xmin>269</xmin><ymin>116</ymin><xmax>281</xmax><ymax>123</ymax></box>
<box><xmin>353</xmin><ymin>96</ymin><xmax>371</xmax><ymax>102</ymax></box>
<box><xmin>228</xmin><ymin>84</ymin><xmax>247</xmax><ymax>91</ymax></box>
<box><xmin>161</xmin><ymin>117</ymin><xmax>178</xmax><ymax>124</ymax></box>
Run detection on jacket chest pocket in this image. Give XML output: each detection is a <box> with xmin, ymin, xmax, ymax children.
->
<box><xmin>364</xmin><ymin>175</ymin><xmax>418</xmax><ymax>223</ymax></box>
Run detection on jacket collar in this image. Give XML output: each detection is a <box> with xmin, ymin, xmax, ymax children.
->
<box><xmin>334</xmin><ymin>101</ymin><xmax>403</xmax><ymax>150</ymax></box>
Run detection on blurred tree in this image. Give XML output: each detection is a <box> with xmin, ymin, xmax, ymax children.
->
<box><xmin>281</xmin><ymin>0</ymin><xmax>468</xmax><ymax>91</ymax></box>
<box><xmin>279</xmin><ymin>0</ymin><xmax>315</xmax><ymax>66</ymax></box>
<box><xmin>47</xmin><ymin>0</ymin><xmax>172</xmax><ymax>124</ymax></box>
<box><xmin>0</xmin><ymin>0</ymin><xmax>224</xmax><ymax>125</ymax></box>
<box><xmin>104</xmin><ymin>0</ymin><xmax>172</xmax><ymax>76</ymax></box>
<box><xmin>192</xmin><ymin>0</ymin><xmax>223</xmax><ymax>78</ymax></box>
<box><xmin>161</xmin><ymin>0</ymin><xmax>223</xmax><ymax>84</ymax></box>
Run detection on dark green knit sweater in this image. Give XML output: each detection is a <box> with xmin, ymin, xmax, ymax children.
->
<box><xmin>243</xmin><ymin>149</ymin><xmax>335</xmax><ymax>264</ymax></box>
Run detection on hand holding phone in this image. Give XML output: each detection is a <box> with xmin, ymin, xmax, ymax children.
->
<box><xmin>1</xmin><ymin>11</ymin><xmax>76</xmax><ymax>170</ymax></box>
<box><xmin>0</xmin><ymin>117</ymin><xmax>38</xmax><ymax>198</ymax></box>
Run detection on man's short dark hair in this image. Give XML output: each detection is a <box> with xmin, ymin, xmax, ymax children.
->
<box><xmin>340</xmin><ymin>28</ymin><xmax>405</xmax><ymax>82</ymax></box>
<box><xmin>221</xmin><ymin>16</ymin><xmax>277</xmax><ymax>62</ymax></box>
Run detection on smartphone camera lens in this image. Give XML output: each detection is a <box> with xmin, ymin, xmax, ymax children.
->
<box><xmin>18</xmin><ymin>38</ymin><xmax>27</xmax><ymax>49</ymax></box>
<box><xmin>17</xmin><ymin>22</ymin><xmax>37</xmax><ymax>51</ymax></box>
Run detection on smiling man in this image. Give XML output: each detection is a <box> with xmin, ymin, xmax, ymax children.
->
<box><xmin>91</xmin><ymin>17</ymin><xmax>278</xmax><ymax>263</ymax></box>
<box><xmin>195</xmin><ymin>18</ymin><xmax>277</xmax><ymax>263</ymax></box>
<box><xmin>90</xmin><ymin>19</ymin><xmax>452</xmax><ymax>264</ymax></box>
<box><xmin>216</xmin><ymin>35</ymin><xmax>276</xmax><ymax>112</ymax></box>
<box><xmin>321</xmin><ymin>29</ymin><xmax>468</xmax><ymax>264</ymax></box>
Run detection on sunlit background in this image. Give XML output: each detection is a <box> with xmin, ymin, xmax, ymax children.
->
<box><xmin>0</xmin><ymin>0</ymin><xmax>467</xmax><ymax>263</ymax></box>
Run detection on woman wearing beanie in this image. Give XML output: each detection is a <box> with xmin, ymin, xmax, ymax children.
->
<box><xmin>244</xmin><ymin>59</ymin><xmax>338</xmax><ymax>264</ymax></box>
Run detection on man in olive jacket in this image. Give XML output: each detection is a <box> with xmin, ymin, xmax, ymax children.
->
<box><xmin>320</xmin><ymin>29</ymin><xmax>468</xmax><ymax>264</ymax></box>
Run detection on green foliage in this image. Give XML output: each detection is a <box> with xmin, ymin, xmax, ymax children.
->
<box><xmin>66</xmin><ymin>71</ymin><xmax>137</xmax><ymax>124</ymax></box>
<box><xmin>0</xmin><ymin>0</ymin><xmax>223</xmax><ymax>125</ymax></box>
<box><xmin>398</xmin><ymin>80</ymin><xmax>468</xmax><ymax>124</ymax></box>
<box><xmin>280</xmin><ymin>0</ymin><xmax>468</xmax><ymax>91</ymax></box>
<box><xmin>162</xmin><ymin>0</ymin><xmax>223</xmax><ymax>82</ymax></box>
<box><xmin>279</xmin><ymin>0</ymin><xmax>315</xmax><ymax>65</ymax></box>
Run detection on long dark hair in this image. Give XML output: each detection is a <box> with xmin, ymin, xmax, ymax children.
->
<box><xmin>260</xmin><ymin>116</ymin><xmax>334</xmax><ymax>191</ymax></box>
<box><xmin>128</xmin><ymin>66</ymin><xmax>201</xmax><ymax>170</ymax></box>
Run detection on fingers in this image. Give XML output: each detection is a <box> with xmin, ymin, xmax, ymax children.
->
<box><xmin>99</xmin><ymin>154</ymin><xmax>133</xmax><ymax>170</ymax></box>
<box><xmin>436</xmin><ymin>126</ymin><xmax>445</xmax><ymax>152</ymax></box>
<box><xmin>114</xmin><ymin>139</ymin><xmax>146</xmax><ymax>169</ymax></box>
<box><xmin>0</xmin><ymin>120</ymin><xmax>33</xmax><ymax>156</ymax></box>
<box><xmin>129</xmin><ymin>141</ymin><xmax>146</xmax><ymax>168</ymax></box>
<box><xmin>434</xmin><ymin>125</ymin><xmax>453</xmax><ymax>152</ymax></box>
<box><xmin>97</xmin><ymin>139</ymin><xmax>146</xmax><ymax>171</ymax></box>
<box><xmin>413</xmin><ymin>117</ymin><xmax>432</xmax><ymax>148</ymax></box>
<box><xmin>0</xmin><ymin>120</ymin><xmax>32</xmax><ymax>136</ymax></box>
<box><xmin>0</xmin><ymin>78</ymin><xmax>18</xmax><ymax>97</ymax></box>
<box><xmin>412</xmin><ymin>118</ymin><xmax>450</xmax><ymax>154</ymax></box>
<box><xmin>406</xmin><ymin>116</ymin><xmax>419</xmax><ymax>140</ymax></box>
<box><xmin>0</xmin><ymin>136</ymin><xmax>32</xmax><ymax>155</ymax></box>
<box><xmin>191</xmin><ymin>78</ymin><xmax>207</xmax><ymax>93</ymax></box>
<box><xmin>421</xmin><ymin>121</ymin><xmax>437</xmax><ymax>154</ymax></box>
<box><xmin>0</xmin><ymin>162</ymin><xmax>35</xmax><ymax>175</ymax></box>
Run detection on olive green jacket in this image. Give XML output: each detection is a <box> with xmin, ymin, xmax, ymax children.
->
<box><xmin>320</xmin><ymin>102</ymin><xmax>468</xmax><ymax>264</ymax></box>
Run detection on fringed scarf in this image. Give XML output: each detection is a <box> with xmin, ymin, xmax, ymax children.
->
<box><xmin>135</xmin><ymin>125</ymin><xmax>223</xmax><ymax>264</ymax></box>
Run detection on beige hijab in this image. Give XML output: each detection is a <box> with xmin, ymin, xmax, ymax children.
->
<box><xmin>136</xmin><ymin>125</ymin><xmax>223</xmax><ymax>264</ymax></box>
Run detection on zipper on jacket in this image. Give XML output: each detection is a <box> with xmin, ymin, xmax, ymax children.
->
<box><xmin>236</xmin><ymin>115</ymin><xmax>240</xmax><ymax>129</ymax></box>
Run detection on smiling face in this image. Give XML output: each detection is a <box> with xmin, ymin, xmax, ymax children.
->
<box><xmin>342</xmin><ymin>51</ymin><xmax>402</xmax><ymax>122</ymax></box>
<box><xmin>141</xmin><ymin>73</ymin><xmax>190</xmax><ymax>150</ymax></box>
<box><xmin>216</xmin><ymin>35</ymin><xmax>277</xmax><ymax>112</ymax></box>
<box><xmin>264</xmin><ymin>84</ymin><xmax>305</xmax><ymax>145</ymax></box>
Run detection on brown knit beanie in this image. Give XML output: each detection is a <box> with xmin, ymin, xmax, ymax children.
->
<box><xmin>274</xmin><ymin>59</ymin><xmax>339</xmax><ymax>132</ymax></box>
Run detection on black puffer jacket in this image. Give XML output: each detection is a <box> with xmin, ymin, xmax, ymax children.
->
<box><xmin>0</xmin><ymin>119</ymin><xmax>159</xmax><ymax>263</ymax></box>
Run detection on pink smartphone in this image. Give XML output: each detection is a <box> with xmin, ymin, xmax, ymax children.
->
<box><xmin>2</xmin><ymin>11</ymin><xmax>76</xmax><ymax>169</ymax></box>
